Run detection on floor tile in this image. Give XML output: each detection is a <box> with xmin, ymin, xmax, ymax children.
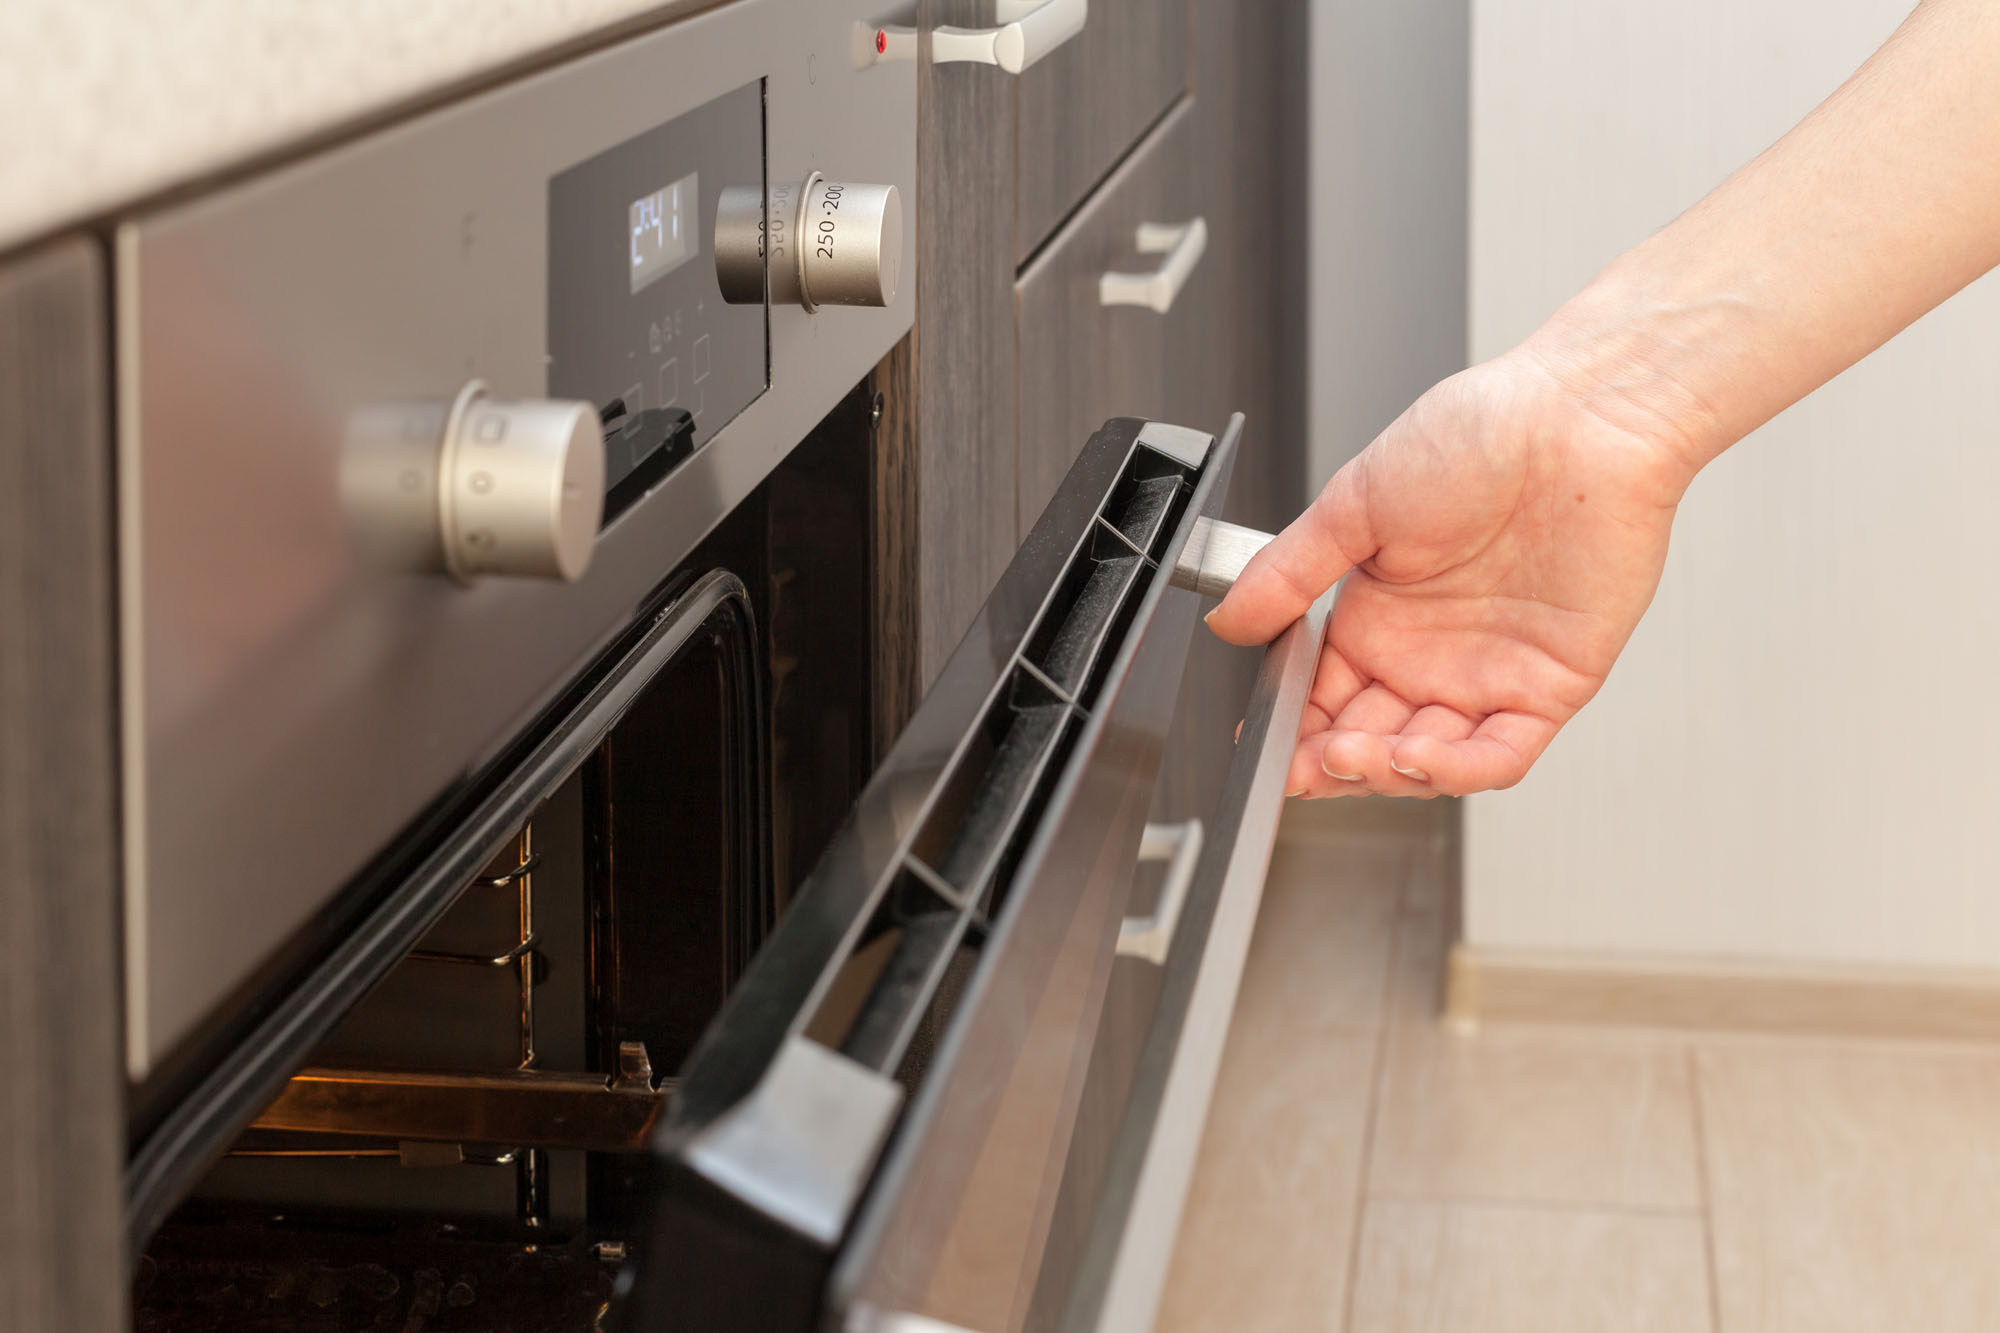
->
<box><xmin>1154</xmin><ymin>1028</ymin><xmax>1378</xmax><ymax>1333</ymax></box>
<box><xmin>1154</xmin><ymin>810</ymin><xmax>1404</xmax><ymax>1332</ymax></box>
<box><xmin>1368</xmin><ymin>932</ymin><xmax>1701</xmax><ymax>1209</ymax></box>
<box><xmin>1348</xmin><ymin>1199</ymin><xmax>1713</xmax><ymax>1333</ymax></box>
<box><xmin>1235</xmin><ymin>829</ymin><xmax>1407</xmax><ymax>1034</ymax></box>
<box><xmin>1697</xmin><ymin>1041</ymin><xmax>2000</xmax><ymax>1332</ymax></box>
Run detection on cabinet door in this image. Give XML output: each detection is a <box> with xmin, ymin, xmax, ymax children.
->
<box><xmin>1155</xmin><ymin>0</ymin><xmax>1308</xmax><ymax>835</ymax></box>
<box><xmin>1016</xmin><ymin>98</ymin><xmax>1217</xmax><ymax>543</ymax></box>
<box><xmin>1015</xmin><ymin>0</ymin><xmax>1190</xmax><ymax>262</ymax></box>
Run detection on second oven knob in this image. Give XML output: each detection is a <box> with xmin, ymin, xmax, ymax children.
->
<box><xmin>797</xmin><ymin>177</ymin><xmax>902</xmax><ymax>309</ymax></box>
<box><xmin>437</xmin><ymin>382</ymin><xmax>604</xmax><ymax>583</ymax></box>
<box><xmin>714</xmin><ymin>174</ymin><xmax>902</xmax><ymax>311</ymax></box>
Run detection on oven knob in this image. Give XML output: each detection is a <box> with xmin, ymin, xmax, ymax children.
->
<box><xmin>714</xmin><ymin>179</ymin><xmax>804</xmax><ymax>306</ymax></box>
<box><xmin>437</xmin><ymin>382</ymin><xmax>604</xmax><ymax>583</ymax></box>
<box><xmin>797</xmin><ymin>178</ymin><xmax>901</xmax><ymax>309</ymax></box>
<box><xmin>714</xmin><ymin>174</ymin><xmax>901</xmax><ymax>311</ymax></box>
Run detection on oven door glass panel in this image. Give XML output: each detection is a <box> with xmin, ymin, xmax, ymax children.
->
<box><xmin>619</xmin><ymin>414</ymin><xmax>1327</xmax><ymax>1332</ymax></box>
<box><xmin>126</xmin><ymin>564</ymin><xmax>773</xmax><ymax>1255</ymax></box>
<box><xmin>137</xmin><ymin>572</ymin><xmax>771</xmax><ymax>1323</ymax></box>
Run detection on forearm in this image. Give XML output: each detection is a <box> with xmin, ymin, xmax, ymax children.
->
<box><xmin>1521</xmin><ymin>0</ymin><xmax>2000</xmax><ymax>482</ymax></box>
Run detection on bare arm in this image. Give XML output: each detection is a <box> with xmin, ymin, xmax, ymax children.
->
<box><xmin>1207</xmin><ymin>0</ymin><xmax>2000</xmax><ymax>798</ymax></box>
<box><xmin>1545</xmin><ymin>0</ymin><xmax>2000</xmax><ymax>476</ymax></box>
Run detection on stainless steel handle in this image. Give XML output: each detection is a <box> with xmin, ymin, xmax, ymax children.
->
<box><xmin>1117</xmin><ymin>820</ymin><xmax>1204</xmax><ymax>964</ymax></box>
<box><xmin>1098</xmin><ymin>218</ymin><xmax>1208</xmax><ymax>314</ymax></box>
<box><xmin>867</xmin><ymin>0</ymin><xmax>1088</xmax><ymax>74</ymax></box>
<box><xmin>1168</xmin><ymin>517</ymin><xmax>1273</xmax><ymax>598</ymax></box>
<box><xmin>1061</xmin><ymin>583</ymin><xmax>1339</xmax><ymax>1333</ymax></box>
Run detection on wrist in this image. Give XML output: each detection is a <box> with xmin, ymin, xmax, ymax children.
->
<box><xmin>1515</xmin><ymin>262</ymin><xmax>1766</xmax><ymax>488</ymax></box>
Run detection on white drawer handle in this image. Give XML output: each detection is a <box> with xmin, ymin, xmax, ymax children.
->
<box><xmin>1098</xmin><ymin>218</ymin><xmax>1208</xmax><ymax>314</ymax></box>
<box><xmin>866</xmin><ymin>0</ymin><xmax>1088</xmax><ymax>75</ymax></box>
<box><xmin>1117</xmin><ymin>819</ymin><xmax>1205</xmax><ymax>964</ymax></box>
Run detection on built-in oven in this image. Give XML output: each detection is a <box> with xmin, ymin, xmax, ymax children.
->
<box><xmin>116</xmin><ymin>3</ymin><xmax>1330</xmax><ymax>1329</ymax></box>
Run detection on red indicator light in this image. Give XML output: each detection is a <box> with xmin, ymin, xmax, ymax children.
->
<box><xmin>876</xmin><ymin>28</ymin><xmax>888</xmax><ymax>54</ymax></box>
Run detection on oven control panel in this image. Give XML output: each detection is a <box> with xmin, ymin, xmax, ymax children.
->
<box><xmin>547</xmin><ymin>78</ymin><xmax>765</xmax><ymax>452</ymax></box>
<box><xmin>118</xmin><ymin>0</ymin><xmax>915</xmax><ymax>1077</ymax></box>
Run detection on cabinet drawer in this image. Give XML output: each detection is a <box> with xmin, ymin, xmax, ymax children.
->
<box><xmin>1016</xmin><ymin>0</ymin><xmax>1189</xmax><ymax>262</ymax></box>
<box><xmin>1017</xmin><ymin>98</ymin><xmax>1213</xmax><ymax>542</ymax></box>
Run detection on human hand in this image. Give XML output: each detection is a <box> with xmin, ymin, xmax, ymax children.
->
<box><xmin>1207</xmin><ymin>349</ymin><xmax>1698</xmax><ymax>798</ymax></box>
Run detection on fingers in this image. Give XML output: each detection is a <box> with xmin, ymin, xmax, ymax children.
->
<box><xmin>1288</xmin><ymin>704</ymin><xmax>1551</xmax><ymax>800</ymax></box>
<box><xmin>1206</xmin><ymin>470</ymin><xmax>1372</xmax><ymax>646</ymax></box>
<box><xmin>1291</xmin><ymin>686</ymin><xmax>1430</xmax><ymax>799</ymax></box>
<box><xmin>1389</xmin><ymin>711</ymin><xmax>1555</xmax><ymax>795</ymax></box>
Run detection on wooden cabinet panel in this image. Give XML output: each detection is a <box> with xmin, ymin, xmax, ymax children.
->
<box><xmin>917</xmin><ymin>0</ymin><xmax>1024</xmax><ymax>687</ymax></box>
<box><xmin>1151</xmin><ymin>0</ymin><xmax>1308</xmax><ymax>830</ymax></box>
<box><xmin>1015</xmin><ymin>0</ymin><xmax>1189</xmax><ymax>263</ymax></box>
<box><xmin>1015</xmin><ymin>97</ymin><xmax>1216</xmax><ymax>540</ymax></box>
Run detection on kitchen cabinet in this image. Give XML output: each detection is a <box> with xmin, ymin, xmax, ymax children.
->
<box><xmin>910</xmin><ymin>0</ymin><xmax>1303</xmax><ymax>689</ymax></box>
<box><xmin>1016</xmin><ymin>97</ymin><xmax>1212</xmax><ymax>538</ymax></box>
<box><xmin>896</xmin><ymin>0</ymin><xmax>1309</xmax><ymax>1325</ymax></box>
<box><xmin>912</xmin><ymin>0</ymin><xmax>1022</xmax><ymax>686</ymax></box>
<box><xmin>1015</xmin><ymin>0</ymin><xmax>1190</xmax><ymax>263</ymax></box>
<box><xmin>1150</xmin><ymin>0</ymin><xmax>1309</xmax><ymax>834</ymax></box>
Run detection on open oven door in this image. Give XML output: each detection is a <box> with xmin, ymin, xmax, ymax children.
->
<box><xmin>614</xmin><ymin>415</ymin><xmax>1334</xmax><ymax>1333</ymax></box>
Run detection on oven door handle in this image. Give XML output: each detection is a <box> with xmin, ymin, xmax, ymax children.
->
<box><xmin>1115</xmin><ymin>819</ymin><xmax>1204</xmax><ymax>965</ymax></box>
<box><xmin>1061</xmin><ymin>581</ymin><xmax>1339</xmax><ymax>1333</ymax></box>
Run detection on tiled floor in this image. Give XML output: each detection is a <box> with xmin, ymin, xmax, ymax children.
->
<box><xmin>1154</xmin><ymin>799</ymin><xmax>2000</xmax><ymax>1332</ymax></box>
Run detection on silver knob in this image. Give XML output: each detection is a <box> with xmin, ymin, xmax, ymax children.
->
<box><xmin>714</xmin><ymin>174</ymin><xmax>901</xmax><ymax>311</ymax></box>
<box><xmin>714</xmin><ymin>179</ymin><xmax>803</xmax><ymax>305</ymax></box>
<box><xmin>437</xmin><ymin>382</ymin><xmax>604</xmax><ymax>583</ymax></box>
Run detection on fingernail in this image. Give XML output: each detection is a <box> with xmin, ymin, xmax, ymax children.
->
<box><xmin>1203</xmin><ymin>608</ymin><xmax>1221</xmax><ymax>628</ymax></box>
<box><xmin>1286</xmin><ymin>787</ymin><xmax>1308</xmax><ymax>799</ymax></box>
<box><xmin>1320</xmin><ymin>757</ymin><xmax>1364</xmax><ymax>782</ymax></box>
<box><xmin>1390</xmin><ymin>761</ymin><xmax>1430</xmax><ymax>782</ymax></box>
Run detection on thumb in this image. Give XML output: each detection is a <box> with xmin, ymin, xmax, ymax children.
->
<box><xmin>1205</xmin><ymin>469</ymin><xmax>1371</xmax><ymax>645</ymax></box>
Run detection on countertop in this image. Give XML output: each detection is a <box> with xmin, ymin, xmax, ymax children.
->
<box><xmin>0</xmin><ymin>0</ymin><xmax>698</xmax><ymax>251</ymax></box>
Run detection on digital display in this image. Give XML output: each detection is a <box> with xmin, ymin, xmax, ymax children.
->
<box><xmin>629</xmin><ymin>171</ymin><xmax>698</xmax><ymax>293</ymax></box>
<box><xmin>549</xmin><ymin>79</ymin><xmax>763</xmax><ymax>457</ymax></box>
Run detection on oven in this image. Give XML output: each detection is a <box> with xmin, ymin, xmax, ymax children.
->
<box><xmin>116</xmin><ymin>3</ymin><xmax>1330</xmax><ymax>1330</ymax></box>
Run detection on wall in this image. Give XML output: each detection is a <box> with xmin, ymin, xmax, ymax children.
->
<box><xmin>1466</xmin><ymin>0</ymin><xmax>2000</xmax><ymax>968</ymax></box>
<box><xmin>1307</xmin><ymin>0</ymin><xmax>1468</xmax><ymax>488</ymax></box>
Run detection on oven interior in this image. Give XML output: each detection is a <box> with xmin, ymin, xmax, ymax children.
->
<box><xmin>132</xmin><ymin>386</ymin><xmax>878</xmax><ymax>1332</ymax></box>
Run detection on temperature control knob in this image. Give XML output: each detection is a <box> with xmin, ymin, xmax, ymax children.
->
<box><xmin>438</xmin><ymin>383</ymin><xmax>604</xmax><ymax>582</ymax></box>
<box><xmin>714</xmin><ymin>174</ymin><xmax>902</xmax><ymax>311</ymax></box>
<box><xmin>340</xmin><ymin>382</ymin><xmax>604</xmax><ymax>584</ymax></box>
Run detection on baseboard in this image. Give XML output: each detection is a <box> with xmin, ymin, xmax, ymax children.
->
<box><xmin>1446</xmin><ymin>944</ymin><xmax>2000</xmax><ymax>1043</ymax></box>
